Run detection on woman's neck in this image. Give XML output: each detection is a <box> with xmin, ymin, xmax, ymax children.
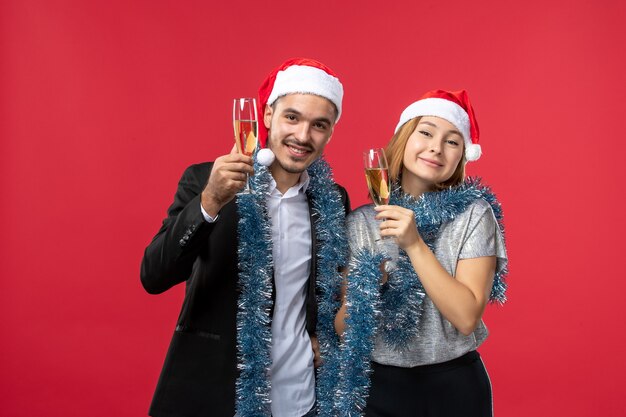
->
<box><xmin>400</xmin><ymin>173</ymin><xmax>434</xmax><ymax>198</ymax></box>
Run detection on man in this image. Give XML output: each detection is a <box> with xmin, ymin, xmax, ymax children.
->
<box><xmin>141</xmin><ymin>58</ymin><xmax>350</xmax><ymax>417</ymax></box>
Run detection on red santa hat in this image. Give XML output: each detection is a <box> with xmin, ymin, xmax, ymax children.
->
<box><xmin>394</xmin><ymin>89</ymin><xmax>482</xmax><ymax>162</ymax></box>
<box><xmin>257</xmin><ymin>58</ymin><xmax>344</xmax><ymax>149</ymax></box>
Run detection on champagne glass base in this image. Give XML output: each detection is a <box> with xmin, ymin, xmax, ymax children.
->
<box><xmin>236</xmin><ymin>174</ymin><xmax>254</xmax><ymax>195</ymax></box>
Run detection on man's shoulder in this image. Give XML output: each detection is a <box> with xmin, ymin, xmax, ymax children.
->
<box><xmin>333</xmin><ymin>182</ymin><xmax>348</xmax><ymax>194</ymax></box>
<box><xmin>185</xmin><ymin>161</ymin><xmax>213</xmax><ymax>173</ymax></box>
<box><xmin>179</xmin><ymin>161</ymin><xmax>214</xmax><ymax>181</ymax></box>
<box><xmin>329</xmin><ymin>181</ymin><xmax>348</xmax><ymax>198</ymax></box>
<box><xmin>331</xmin><ymin>182</ymin><xmax>351</xmax><ymax>213</ymax></box>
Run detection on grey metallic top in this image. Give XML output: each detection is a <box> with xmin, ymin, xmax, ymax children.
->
<box><xmin>346</xmin><ymin>198</ymin><xmax>508</xmax><ymax>367</ymax></box>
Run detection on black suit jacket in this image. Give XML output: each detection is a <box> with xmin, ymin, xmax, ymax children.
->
<box><xmin>141</xmin><ymin>162</ymin><xmax>350</xmax><ymax>417</ymax></box>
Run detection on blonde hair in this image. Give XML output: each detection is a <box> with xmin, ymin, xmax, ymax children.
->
<box><xmin>384</xmin><ymin>117</ymin><xmax>466</xmax><ymax>190</ymax></box>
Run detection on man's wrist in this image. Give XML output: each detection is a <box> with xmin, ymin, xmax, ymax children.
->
<box><xmin>200</xmin><ymin>203</ymin><xmax>219</xmax><ymax>223</ymax></box>
<box><xmin>200</xmin><ymin>190</ymin><xmax>222</xmax><ymax>219</ymax></box>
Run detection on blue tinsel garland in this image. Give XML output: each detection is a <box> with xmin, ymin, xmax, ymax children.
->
<box><xmin>235</xmin><ymin>156</ymin><xmax>348</xmax><ymax>417</ymax></box>
<box><xmin>335</xmin><ymin>250</ymin><xmax>385</xmax><ymax>415</ymax></box>
<box><xmin>330</xmin><ymin>177</ymin><xmax>508</xmax><ymax>416</ymax></box>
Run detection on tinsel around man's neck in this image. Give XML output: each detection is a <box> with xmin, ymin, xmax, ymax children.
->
<box><xmin>234</xmin><ymin>156</ymin><xmax>348</xmax><ymax>416</ymax></box>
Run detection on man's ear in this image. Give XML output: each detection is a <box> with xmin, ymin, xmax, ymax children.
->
<box><xmin>326</xmin><ymin>125</ymin><xmax>335</xmax><ymax>143</ymax></box>
<box><xmin>263</xmin><ymin>105</ymin><xmax>273</xmax><ymax>129</ymax></box>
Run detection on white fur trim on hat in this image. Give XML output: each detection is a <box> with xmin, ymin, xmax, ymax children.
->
<box><xmin>267</xmin><ymin>65</ymin><xmax>343</xmax><ymax>121</ymax></box>
<box><xmin>394</xmin><ymin>97</ymin><xmax>480</xmax><ymax>161</ymax></box>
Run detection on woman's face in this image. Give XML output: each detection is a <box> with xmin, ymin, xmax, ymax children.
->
<box><xmin>401</xmin><ymin>116</ymin><xmax>464</xmax><ymax>193</ymax></box>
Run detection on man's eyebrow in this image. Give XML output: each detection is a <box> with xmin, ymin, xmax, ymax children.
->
<box><xmin>313</xmin><ymin>116</ymin><xmax>333</xmax><ymax>125</ymax></box>
<box><xmin>281</xmin><ymin>107</ymin><xmax>302</xmax><ymax>116</ymax></box>
<box><xmin>282</xmin><ymin>108</ymin><xmax>332</xmax><ymax>125</ymax></box>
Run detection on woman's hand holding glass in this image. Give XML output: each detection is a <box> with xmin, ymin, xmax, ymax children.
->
<box><xmin>374</xmin><ymin>205</ymin><xmax>423</xmax><ymax>252</ymax></box>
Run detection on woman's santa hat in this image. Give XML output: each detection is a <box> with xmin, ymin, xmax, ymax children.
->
<box><xmin>395</xmin><ymin>89</ymin><xmax>482</xmax><ymax>162</ymax></box>
<box><xmin>255</xmin><ymin>58</ymin><xmax>344</xmax><ymax>166</ymax></box>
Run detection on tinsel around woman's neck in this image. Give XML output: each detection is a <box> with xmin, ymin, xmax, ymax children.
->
<box><xmin>318</xmin><ymin>177</ymin><xmax>508</xmax><ymax>416</ymax></box>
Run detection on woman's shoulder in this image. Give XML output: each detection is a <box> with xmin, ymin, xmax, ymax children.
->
<box><xmin>466</xmin><ymin>197</ymin><xmax>493</xmax><ymax>214</ymax></box>
<box><xmin>445</xmin><ymin>197</ymin><xmax>497</xmax><ymax>230</ymax></box>
<box><xmin>346</xmin><ymin>203</ymin><xmax>380</xmax><ymax>249</ymax></box>
<box><xmin>348</xmin><ymin>203</ymin><xmax>376</xmax><ymax>218</ymax></box>
<box><xmin>346</xmin><ymin>203</ymin><xmax>376</xmax><ymax>227</ymax></box>
<box><xmin>456</xmin><ymin>179</ymin><xmax>504</xmax><ymax>222</ymax></box>
<box><xmin>454</xmin><ymin>196</ymin><xmax>497</xmax><ymax>218</ymax></box>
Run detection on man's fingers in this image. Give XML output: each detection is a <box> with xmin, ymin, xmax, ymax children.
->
<box><xmin>215</xmin><ymin>160</ymin><xmax>254</xmax><ymax>175</ymax></box>
<box><xmin>221</xmin><ymin>170</ymin><xmax>250</xmax><ymax>182</ymax></box>
<box><xmin>228</xmin><ymin>161</ymin><xmax>254</xmax><ymax>175</ymax></box>
<box><xmin>223</xmin><ymin>153</ymin><xmax>254</xmax><ymax>167</ymax></box>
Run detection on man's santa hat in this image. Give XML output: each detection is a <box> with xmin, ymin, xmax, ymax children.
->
<box><xmin>255</xmin><ymin>58</ymin><xmax>344</xmax><ymax>166</ymax></box>
<box><xmin>395</xmin><ymin>89</ymin><xmax>482</xmax><ymax>162</ymax></box>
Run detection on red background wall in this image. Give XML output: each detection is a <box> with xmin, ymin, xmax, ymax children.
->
<box><xmin>2</xmin><ymin>0</ymin><xmax>625</xmax><ymax>415</ymax></box>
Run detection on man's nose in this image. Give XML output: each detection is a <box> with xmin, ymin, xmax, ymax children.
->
<box><xmin>293</xmin><ymin>122</ymin><xmax>311</xmax><ymax>142</ymax></box>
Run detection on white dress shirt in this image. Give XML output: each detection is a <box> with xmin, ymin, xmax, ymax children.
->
<box><xmin>267</xmin><ymin>171</ymin><xmax>314</xmax><ymax>417</ymax></box>
<box><xmin>202</xmin><ymin>173</ymin><xmax>315</xmax><ymax>417</ymax></box>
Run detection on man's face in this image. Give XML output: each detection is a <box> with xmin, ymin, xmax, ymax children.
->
<box><xmin>264</xmin><ymin>94</ymin><xmax>336</xmax><ymax>175</ymax></box>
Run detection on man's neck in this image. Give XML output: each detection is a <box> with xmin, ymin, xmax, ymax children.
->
<box><xmin>270</xmin><ymin>166</ymin><xmax>302</xmax><ymax>194</ymax></box>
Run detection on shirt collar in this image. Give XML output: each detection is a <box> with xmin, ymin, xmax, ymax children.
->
<box><xmin>269</xmin><ymin>169</ymin><xmax>310</xmax><ymax>198</ymax></box>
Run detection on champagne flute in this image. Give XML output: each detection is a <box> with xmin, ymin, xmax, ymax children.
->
<box><xmin>363</xmin><ymin>148</ymin><xmax>390</xmax><ymax>206</ymax></box>
<box><xmin>364</xmin><ymin>148</ymin><xmax>396</xmax><ymax>260</ymax></box>
<box><xmin>233</xmin><ymin>98</ymin><xmax>258</xmax><ymax>194</ymax></box>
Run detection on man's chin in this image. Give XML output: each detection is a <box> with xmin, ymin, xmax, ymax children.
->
<box><xmin>274</xmin><ymin>156</ymin><xmax>312</xmax><ymax>174</ymax></box>
<box><xmin>277</xmin><ymin>162</ymin><xmax>307</xmax><ymax>174</ymax></box>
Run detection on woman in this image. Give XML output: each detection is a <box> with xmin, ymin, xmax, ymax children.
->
<box><xmin>334</xmin><ymin>90</ymin><xmax>508</xmax><ymax>417</ymax></box>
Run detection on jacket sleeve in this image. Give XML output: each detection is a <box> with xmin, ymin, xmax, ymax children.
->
<box><xmin>140</xmin><ymin>163</ymin><xmax>215</xmax><ymax>294</ymax></box>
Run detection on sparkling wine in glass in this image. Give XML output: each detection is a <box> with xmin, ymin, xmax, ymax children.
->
<box><xmin>364</xmin><ymin>148</ymin><xmax>396</xmax><ymax>259</ymax></box>
<box><xmin>363</xmin><ymin>148</ymin><xmax>390</xmax><ymax>206</ymax></box>
<box><xmin>233</xmin><ymin>98</ymin><xmax>258</xmax><ymax>194</ymax></box>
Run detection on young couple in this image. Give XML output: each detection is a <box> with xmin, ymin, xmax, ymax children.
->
<box><xmin>140</xmin><ymin>58</ymin><xmax>508</xmax><ymax>417</ymax></box>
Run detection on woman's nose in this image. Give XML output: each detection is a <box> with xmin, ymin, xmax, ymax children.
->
<box><xmin>429</xmin><ymin>140</ymin><xmax>441</xmax><ymax>153</ymax></box>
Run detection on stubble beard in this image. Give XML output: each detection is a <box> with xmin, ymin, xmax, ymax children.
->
<box><xmin>267</xmin><ymin>130</ymin><xmax>316</xmax><ymax>174</ymax></box>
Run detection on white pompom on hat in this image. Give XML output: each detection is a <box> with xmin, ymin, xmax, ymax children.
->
<box><xmin>256</xmin><ymin>148</ymin><xmax>275</xmax><ymax>167</ymax></box>
<box><xmin>395</xmin><ymin>89</ymin><xmax>482</xmax><ymax>162</ymax></box>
